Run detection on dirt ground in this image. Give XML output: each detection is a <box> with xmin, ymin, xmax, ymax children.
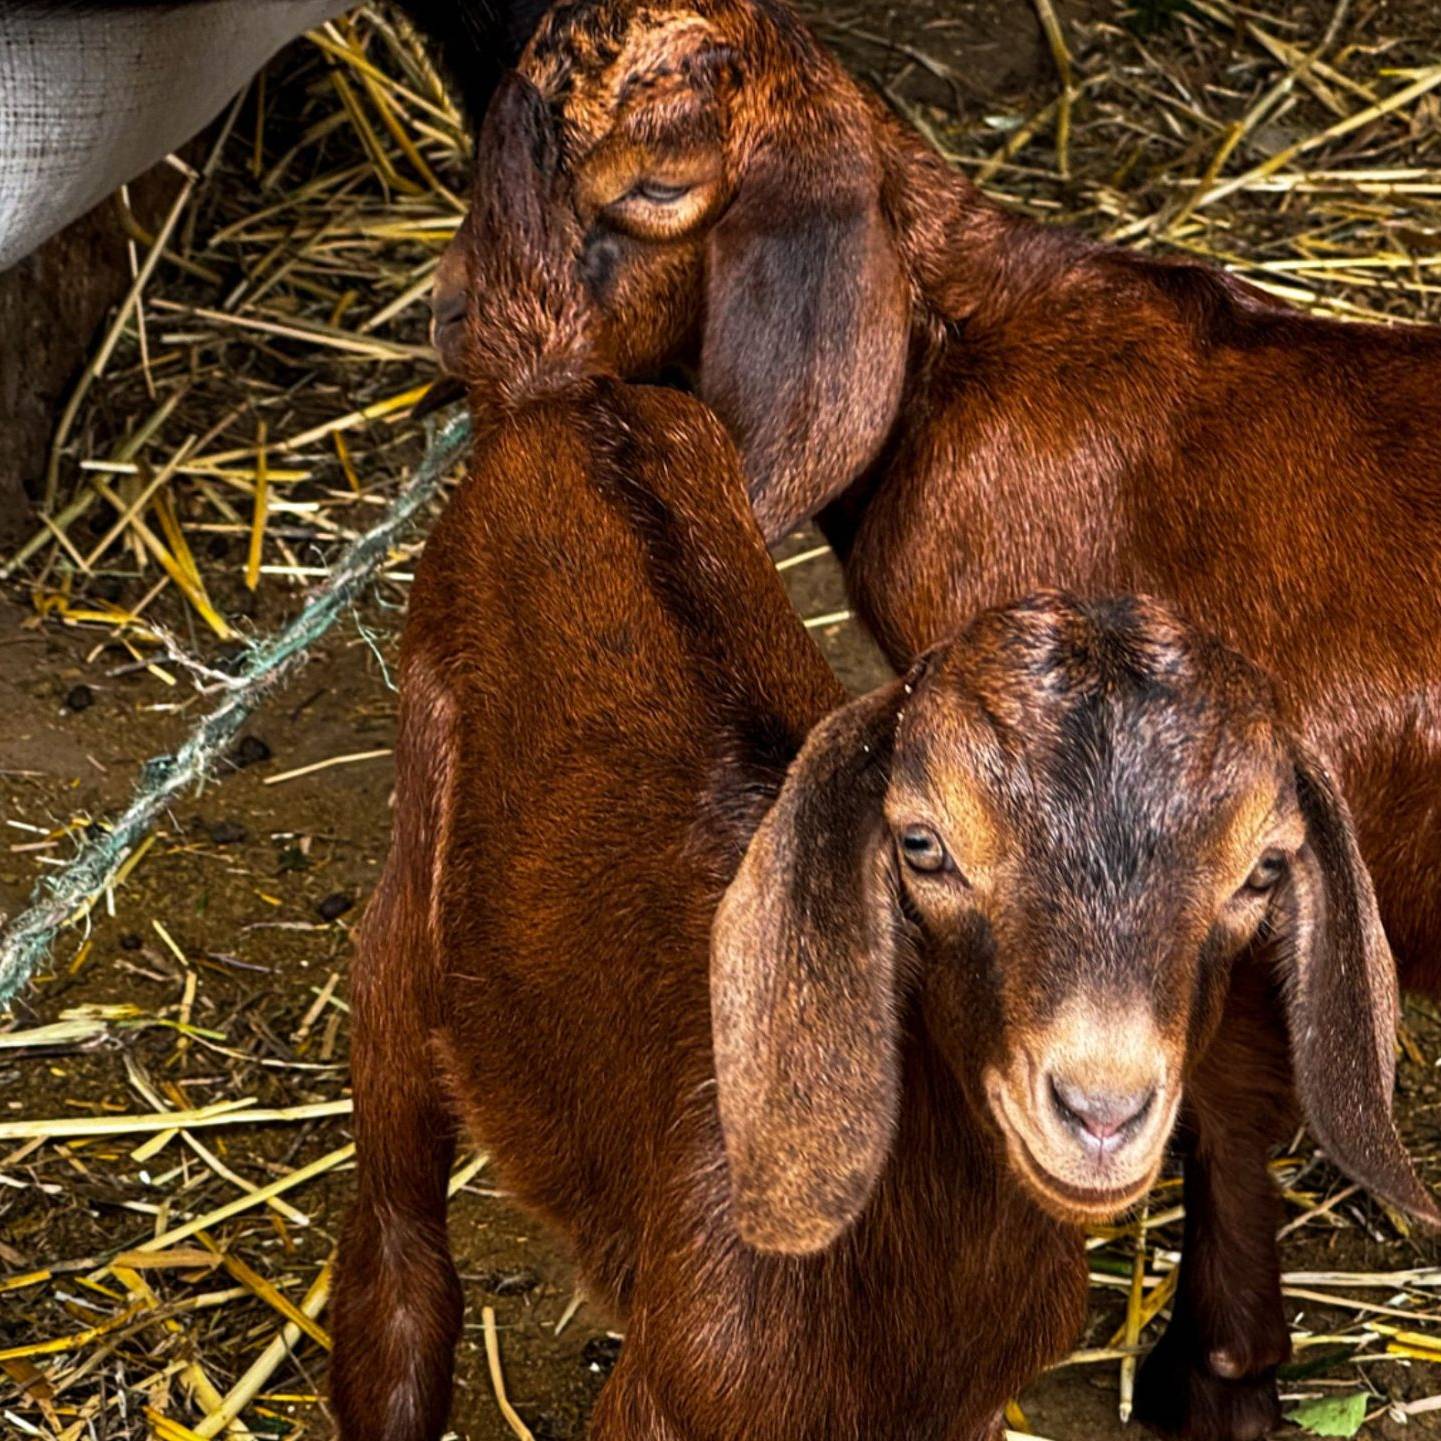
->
<box><xmin>5</xmin><ymin>0</ymin><xmax>1441</xmax><ymax>1439</ymax></box>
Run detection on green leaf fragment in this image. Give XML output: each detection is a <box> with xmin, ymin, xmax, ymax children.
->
<box><xmin>1285</xmin><ymin>1392</ymin><xmax>1369</xmax><ymax>1438</ymax></box>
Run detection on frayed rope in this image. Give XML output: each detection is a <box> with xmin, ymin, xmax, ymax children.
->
<box><xmin>0</xmin><ymin>410</ymin><xmax>472</xmax><ymax>1006</ymax></box>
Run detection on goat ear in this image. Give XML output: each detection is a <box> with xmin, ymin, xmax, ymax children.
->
<box><xmin>478</xmin><ymin>71</ymin><xmax>563</xmax><ymax>244</ymax></box>
<box><xmin>1278</xmin><ymin>745</ymin><xmax>1440</xmax><ymax>1225</ymax></box>
<box><xmin>458</xmin><ymin>72</ymin><xmax>590</xmax><ymax>396</ymax></box>
<box><xmin>710</xmin><ymin>683</ymin><xmax>906</xmax><ymax>1254</ymax></box>
<box><xmin>700</xmin><ymin>143</ymin><xmax>909</xmax><ymax>544</ymax></box>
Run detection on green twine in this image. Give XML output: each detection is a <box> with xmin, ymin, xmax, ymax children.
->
<box><xmin>0</xmin><ymin>411</ymin><xmax>472</xmax><ymax>1005</ymax></box>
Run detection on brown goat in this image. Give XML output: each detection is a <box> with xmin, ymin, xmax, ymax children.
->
<box><xmin>332</xmin><ymin>71</ymin><xmax>1439</xmax><ymax>1441</ymax></box>
<box><xmin>430</xmin><ymin>4</ymin><xmax>1441</xmax><ymax>1433</ymax></box>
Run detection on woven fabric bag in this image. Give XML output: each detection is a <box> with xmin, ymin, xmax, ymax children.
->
<box><xmin>0</xmin><ymin>0</ymin><xmax>348</xmax><ymax>269</ymax></box>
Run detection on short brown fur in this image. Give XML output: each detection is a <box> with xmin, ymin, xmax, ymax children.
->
<box><xmin>337</xmin><ymin>68</ymin><xmax>1437</xmax><ymax>1441</ymax></box>
<box><xmin>431</xmin><ymin>8</ymin><xmax>1441</xmax><ymax>1433</ymax></box>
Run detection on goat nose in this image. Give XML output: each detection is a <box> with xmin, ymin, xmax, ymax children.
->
<box><xmin>1049</xmin><ymin>1076</ymin><xmax>1155</xmax><ymax>1147</ymax></box>
<box><xmin>429</xmin><ymin>290</ymin><xmax>466</xmax><ymax>345</ymax></box>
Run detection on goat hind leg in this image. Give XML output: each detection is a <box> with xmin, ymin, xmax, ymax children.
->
<box><xmin>330</xmin><ymin>878</ymin><xmax>462</xmax><ymax>1441</ymax></box>
<box><xmin>331</xmin><ymin>1180</ymin><xmax>461</xmax><ymax>1440</ymax></box>
<box><xmin>587</xmin><ymin>1351</ymin><xmax>695</xmax><ymax>1441</ymax></box>
<box><xmin>330</xmin><ymin>1100</ymin><xmax>462</xmax><ymax>1441</ymax></box>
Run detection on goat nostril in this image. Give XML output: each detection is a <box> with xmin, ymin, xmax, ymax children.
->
<box><xmin>1049</xmin><ymin>1077</ymin><xmax>1156</xmax><ymax>1145</ymax></box>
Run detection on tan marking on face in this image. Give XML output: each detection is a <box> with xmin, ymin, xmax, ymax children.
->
<box><xmin>1215</xmin><ymin>784</ymin><xmax>1304</xmax><ymax>898</ymax></box>
<box><xmin>619</xmin><ymin>14</ymin><xmax>714</xmax><ymax>80</ymax></box>
<box><xmin>574</xmin><ymin>114</ymin><xmax>726</xmax><ymax>217</ymax></box>
<box><xmin>1219</xmin><ymin>784</ymin><xmax>1279</xmax><ymax>882</ymax></box>
<box><xmin>983</xmin><ymin>998</ymin><xmax>1183</xmax><ymax>1224</ymax></box>
<box><xmin>525</xmin><ymin>9</ymin><xmax>718</xmax><ymax>142</ymax></box>
<box><xmin>891</xmin><ymin>690</ymin><xmax>1008</xmax><ymax>878</ymax></box>
<box><xmin>1041</xmin><ymin>998</ymin><xmax>1181</xmax><ymax>1101</ymax></box>
<box><xmin>883</xmin><ymin>770</ymin><xmax>1004</xmax><ymax>888</ymax></box>
<box><xmin>935</xmin><ymin>773</ymin><xmax>1003</xmax><ymax>873</ymax></box>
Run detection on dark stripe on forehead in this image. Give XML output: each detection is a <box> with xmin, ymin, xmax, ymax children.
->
<box><xmin>526</xmin><ymin>0</ymin><xmax>628</xmax><ymax>91</ymax></box>
<box><xmin>1044</xmin><ymin>598</ymin><xmax>1188</xmax><ymax>693</ymax></box>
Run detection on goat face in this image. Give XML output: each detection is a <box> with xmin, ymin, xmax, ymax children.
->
<box><xmin>891</xmin><ymin>599</ymin><xmax>1285</xmax><ymax>1225</ymax></box>
<box><xmin>434</xmin><ymin>0</ymin><xmax>909</xmax><ymax>533</ymax></box>
<box><xmin>712</xmin><ymin>592</ymin><xmax>1437</xmax><ymax>1250</ymax></box>
<box><xmin>433</xmin><ymin>0</ymin><xmax>740</xmax><ymax>379</ymax></box>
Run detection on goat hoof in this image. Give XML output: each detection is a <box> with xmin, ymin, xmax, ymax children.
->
<box><xmin>1134</xmin><ymin>1340</ymin><xmax>1283</xmax><ymax>1441</ymax></box>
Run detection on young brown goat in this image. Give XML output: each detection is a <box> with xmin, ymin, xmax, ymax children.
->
<box><xmin>334</xmin><ymin>69</ymin><xmax>1439</xmax><ymax>1441</ymax></box>
<box><xmin>431</xmin><ymin>4</ymin><xmax>1441</xmax><ymax>1432</ymax></box>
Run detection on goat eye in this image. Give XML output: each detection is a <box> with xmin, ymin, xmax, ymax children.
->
<box><xmin>1243</xmin><ymin>851</ymin><xmax>1287</xmax><ymax>895</ymax></box>
<box><xmin>627</xmin><ymin>179</ymin><xmax>692</xmax><ymax>204</ymax></box>
<box><xmin>899</xmin><ymin>824</ymin><xmax>950</xmax><ymax>875</ymax></box>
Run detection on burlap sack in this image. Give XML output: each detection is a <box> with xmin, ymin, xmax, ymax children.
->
<box><xmin>0</xmin><ymin>0</ymin><xmax>349</xmax><ymax>270</ymax></box>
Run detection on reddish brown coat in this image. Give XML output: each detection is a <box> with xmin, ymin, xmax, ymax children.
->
<box><xmin>424</xmin><ymin>12</ymin><xmax>1441</xmax><ymax>1436</ymax></box>
<box><xmin>329</xmin><ymin>361</ymin><xmax>1089</xmax><ymax>1441</ymax></box>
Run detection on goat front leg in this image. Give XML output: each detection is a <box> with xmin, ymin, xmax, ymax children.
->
<box><xmin>587</xmin><ymin>1350</ymin><xmax>692</xmax><ymax>1441</ymax></box>
<box><xmin>1134</xmin><ymin>962</ymin><xmax>1294</xmax><ymax>1441</ymax></box>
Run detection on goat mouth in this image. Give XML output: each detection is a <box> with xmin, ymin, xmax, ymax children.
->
<box><xmin>1010</xmin><ymin>1130</ymin><xmax>1157</xmax><ymax>1219</ymax></box>
<box><xmin>986</xmin><ymin>1080</ymin><xmax>1166</xmax><ymax>1222</ymax></box>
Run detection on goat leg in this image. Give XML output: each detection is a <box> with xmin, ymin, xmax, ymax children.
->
<box><xmin>588</xmin><ymin>1347</ymin><xmax>693</xmax><ymax>1441</ymax></box>
<box><xmin>331</xmin><ymin>859</ymin><xmax>463</xmax><ymax>1441</ymax></box>
<box><xmin>1134</xmin><ymin>958</ymin><xmax>1294</xmax><ymax>1441</ymax></box>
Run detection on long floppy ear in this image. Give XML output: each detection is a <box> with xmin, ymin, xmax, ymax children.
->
<box><xmin>700</xmin><ymin>131</ymin><xmax>909</xmax><ymax>544</ymax></box>
<box><xmin>433</xmin><ymin>68</ymin><xmax>572</xmax><ymax>375</ymax></box>
<box><xmin>711</xmin><ymin>682</ymin><xmax>907</xmax><ymax>1254</ymax></box>
<box><xmin>452</xmin><ymin>72</ymin><xmax>591</xmax><ymax>402</ymax></box>
<box><xmin>1278</xmin><ymin>745</ymin><xmax>1440</xmax><ymax>1225</ymax></box>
